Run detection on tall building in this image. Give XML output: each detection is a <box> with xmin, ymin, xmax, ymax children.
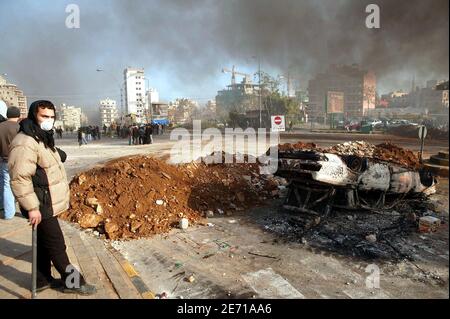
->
<box><xmin>308</xmin><ymin>64</ymin><xmax>376</xmax><ymax>120</ymax></box>
<box><xmin>60</xmin><ymin>104</ymin><xmax>82</xmax><ymax>131</ymax></box>
<box><xmin>0</xmin><ymin>75</ymin><xmax>28</xmax><ymax>118</ymax></box>
<box><xmin>99</xmin><ymin>98</ymin><xmax>118</xmax><ymax>128</ymax></box>
<box><xmin>124</xmin><ymin>67</ymin><xmax>146</xmax><ymax>123</ymax></box>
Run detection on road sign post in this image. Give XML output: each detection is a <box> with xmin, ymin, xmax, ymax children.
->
<box><xmin>418</xmin><ymin>125</ymin><xmax>427</xmax><ymax>163</ymax></box>
<box><xmin>271</xmin><ymin>115</ymin><xmax>285</xmax><ymax>145</ymax></box>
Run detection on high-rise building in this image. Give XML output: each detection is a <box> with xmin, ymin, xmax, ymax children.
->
<box><xmin>124</xmin><ymin>67</ymin><xmax>146</xmax><ymax>123</ymax></box>
<box><xmin>0</xmin><ymin>75</ymin><xmax>28</xmax><ymax>118</ymax></box>
<box><xmin>60</xmin><ymin>104</ymin><xmax>82</xmax><ymax>131</ymax></box>
<box><xmin>99</xmin><ymin>98</ymin><xmax>118</xmax><ymax>128</ymax></box>
<box><xmin>308</xmin><ymin>64</ymin><xmax>376</xmax><ymax>120</ymax></box>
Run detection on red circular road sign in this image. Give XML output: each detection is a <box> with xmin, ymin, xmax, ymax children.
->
<box><xmin>274</xmin><ymin>116</ymin><xmax>282</xmax><ymax>125</ymax></box>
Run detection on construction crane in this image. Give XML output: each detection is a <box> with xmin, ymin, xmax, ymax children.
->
<box><xmin>222</xmin><ymin>65</ymin><xmax>251</xmax><ymax>86</ymax></box>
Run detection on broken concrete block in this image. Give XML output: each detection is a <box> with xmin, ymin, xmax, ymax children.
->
<box><xmin>78</xmin><ymin>174</ymin><xmax>87</xmax><ymax>185</ymax></box>
<box><xmin>105</xmin><ymin>222</ymin><xmax>119</xmax><ymax>237</ymax></box>
<box><xmin>79</xmin><ymin>213</ymin><xmax>103</xmax><ymax>229</ymax></box>
<box><xmin>131</xmin><ymin>220</ymin><xmax>144</xmax><ymax>232</ymax></box>
<box><xmin>186</xmin><ymin>275</ymin><xmax>195</xmax><ymax>283</ymax></box>
<box><xmin>365</xmin><ymin>234</ymin><xmax>377</xmax><ymax>243</ymax></box>
<box><xmin>419</xmin><ymin>216</ymin><xmax>441</xmax><ymax>233</ymax></box>
<box><xmin>179</xmin><ymin>218</ymin><xmax>189</xmax><ymax>230</ymax></box>
<box><xmin>85</xmin><ymin>197</ymin><xmax>99</xmax><ymax>207</ymax></box>
<box><xmin>242</xmin><ymin>175</ymin><xmax>252</xmax><ymax>183</ymax></box>
<box><xmin>96</xmin><ymin>204</ymin><xmax>103</xmax><ymax>214</ymax></box>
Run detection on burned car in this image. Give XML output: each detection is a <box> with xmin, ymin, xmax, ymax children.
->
<box><xmin>275</xmin><ymin>148</ymin><xmax>437</xmax><ymax>215</ymax></box>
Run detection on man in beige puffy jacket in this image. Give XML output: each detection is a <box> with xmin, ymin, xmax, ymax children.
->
<box><xmin>8</xmin><ymin>100</ymin><xmax>96</xmax><ymax>295</ymax></box>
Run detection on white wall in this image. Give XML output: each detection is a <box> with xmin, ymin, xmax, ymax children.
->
<box><xmin>124</xmin><ymin>68</ymin><xmax>145</xmax><ymax>122</ymax></box>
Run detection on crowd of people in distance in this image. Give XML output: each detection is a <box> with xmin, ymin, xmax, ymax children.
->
<box><xmin>126</xmin><ymin>123</ymin><xmax>165</xmax><ymax>145</ymax></box>
<box><xmin>77</xmin><ymin>126</ymin><xmax>101</xmax><ymax>146</ymax></box>
<box><xmin>76</xmin><ymin>123</ymin><xmax>167</xmax><ymax>146</ymax></box>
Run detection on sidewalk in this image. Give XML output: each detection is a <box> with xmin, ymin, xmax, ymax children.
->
<box><xmin>0</xmin><ymin>214</ymin><xmax>149</xmax><ymax>299</ymax></box>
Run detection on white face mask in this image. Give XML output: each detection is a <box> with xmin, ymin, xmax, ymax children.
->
<box><xmin>40</xmin><ymin>119</ymin><xmax>54</xmax><ymax>131</ymax></box>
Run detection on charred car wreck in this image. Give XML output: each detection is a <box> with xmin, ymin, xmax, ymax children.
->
<box><xmin>275</xmin><ymin>149</ymin><xmax>437</xmax><ymax>215</ymax></box>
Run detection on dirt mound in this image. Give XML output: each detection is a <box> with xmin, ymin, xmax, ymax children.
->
<box><xmin>326</xmin><ymin>141</ymin><xmax>421</xmax><ymax>169</ymax></box>
<box><xmin>278</xmin><ymin>142</ymin><xmax>318</xmax><ymax>151</ymax></box>
<box><xmin>60</xmin><ymin>156</ymin><xmax>279</xmax><ymax>240</ymax></box>
<box><xmin>373</xmin><ymin>142</ymin><xmax>421</xmax><ymax>169</ymax></box>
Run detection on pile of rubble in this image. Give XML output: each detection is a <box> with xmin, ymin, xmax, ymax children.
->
<box><xmin>326</xmin><ymin>141</ymin><xmax>422</xmax><ymax>169</ymax></box>
<box><xmin>325</xmin><ymin>140</ymin><xmax>376</xmax><ymax>156</ymax></box>
<box><xmin>279</xmin><ymin>140</ymin><xmax>422</xmax><ymax>169</ymax></box>
<box><xmin>60</xmin><ymin>155</ymin><xmax>279</xmax><ymax>240</ymax></box>
<box><xmin>372</xmin><ymin>142</ymin><xmax>422</xmax><ymax>169</ymax></box>
<box><xmin>278</xmin><ymin>142</ymin><xmax>317</xmax><ymax>151</ymax></box>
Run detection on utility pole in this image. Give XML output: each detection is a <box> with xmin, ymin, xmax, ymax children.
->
<box><xmin>258</xmin><ymin>57</ymin><xmax>262</xmax><ymax>128</ymax></box>
<box><xmin>287</xmin><ymin>71</ymin><xmax>291</xmax><ymax>97</ymax></box>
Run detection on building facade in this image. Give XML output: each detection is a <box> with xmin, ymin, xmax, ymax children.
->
<box><xmin>99</xmin><ymin>98</ymin><xmax>118</xmax><ymax>128</ymax></box>
<box><xmin>124</xmin><ymin>67</ymin><xmax>146</xmax><ymax>123</ymax></box>
<box><xmin>380</xmin><ymin>90</ymin><xmax>410</xmax><ymax>109</ymax></box>
<box><xmin>308</xmin><ymin>64</ymin><xmax>376</xmax><ymax>120</ymax></box>
<box><xmin>215</xmin><ymin>77</ymin><xmax>260</xmax><ymax>120</ymax></box>
<box><xmin>60</xmin><ymin>104</ymin><xmax>82</xmax><ymax>131</ymax></box>
<box><xmin>168</xmin><ymin>98</ymin><xmax>199</xmax><ymax>124</ymax></box>
<box><xmin>413</xmin><ymin>80</ymin><xmax>449</xmax><ymax>113</ymax></box>
<box><xmin>0</xmin><ymin>75</ymin><xmax>28</xmax><ymax>118</ymax></box>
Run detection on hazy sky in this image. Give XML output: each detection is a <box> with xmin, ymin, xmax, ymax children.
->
<box><xmin>0</xmin><ymin>0</ymin><xmax>448</xmax><ymax>115</ymax></box>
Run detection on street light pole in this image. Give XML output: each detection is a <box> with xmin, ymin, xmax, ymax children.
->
<box><xmin>143</xmin><ymin>76</ymin><xmax>150</xmax><ymax>124</ymax></box>
<box><xmin>258</xmin><ymin>57</ymin><xmax>262</xmax><ymax>128</ymax></box>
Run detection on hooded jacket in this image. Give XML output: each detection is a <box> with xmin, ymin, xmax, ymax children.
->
<box><xmin>8</xmin><ymin>101</ymin><xmax>70</xmax><ymax>219</ymax></box>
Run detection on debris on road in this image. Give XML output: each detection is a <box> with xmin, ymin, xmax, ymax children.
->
<box><xmin>179</xmin><ymin>218</ymin><xmax>189</xmax><ymax>230</ymax></box>
<box><xmin>418</xmin><ymin>216</ymin><xmax>441</xmax><ymax>233</ymax></box>
<box><xmin>186</xmin><ymin>275</ymin><xmax>196</xmax><ymax>283</ymax></box>
<box><xmin>61</xmin><ymin>155</ymin><xmax>278</xmax><ymax>240</ymax></box>
<box><xmin>365</xmin><ymin>234</ymin><xmax>377</xmax><ymax>243</ymax></box>
<box><xmin>261</xmin><ymin>193</ymin><xmax>446</xmax><ymax>261</ymax></box>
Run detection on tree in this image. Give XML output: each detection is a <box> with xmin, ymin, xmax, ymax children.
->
<box><xmin>263</xmin><ymin>91</ymin><xmax>300</xmax><ymax>119</ymax></box>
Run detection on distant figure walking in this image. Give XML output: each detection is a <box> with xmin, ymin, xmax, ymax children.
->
<box><xmin>145</xmin><ymin>124</ymin><xmax>153</xmax><ymax>144</ymax></box>
<box><xmin>78</xmin><ymin>128</ymin><xmax>87</xmax><ymax>146</ymax></box>
<box><xmin>132</xmin><ymin>125</ymin><xmax>139</xmax><ymax>145</ymax></box>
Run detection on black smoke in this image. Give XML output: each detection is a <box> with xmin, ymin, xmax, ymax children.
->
<box><xmin>0</xmin><ymin>0</ymin><xmax>448</xmax><ymax>119</ymax></box>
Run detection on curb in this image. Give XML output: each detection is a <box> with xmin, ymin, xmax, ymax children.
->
<box><xmin>106</xmin><ymin>245</ymin><xmax>156</xmax><ymax>299</ymax></box>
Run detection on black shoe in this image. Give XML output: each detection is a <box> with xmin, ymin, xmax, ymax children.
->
<box><xmin>62</xmin><ymin>283</ymin><xmax>97</xmax><ymax>296</ymax></box>
<box><xmin>36</xmin><ymin>278</ymin><xmax>64</xmax><ymax>293</ymax></box>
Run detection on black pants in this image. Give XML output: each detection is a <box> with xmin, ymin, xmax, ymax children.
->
<box><xmin>37</xmin><ymin>217</ymin><xmax>83</xmax><ymax>285</ymax></box>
